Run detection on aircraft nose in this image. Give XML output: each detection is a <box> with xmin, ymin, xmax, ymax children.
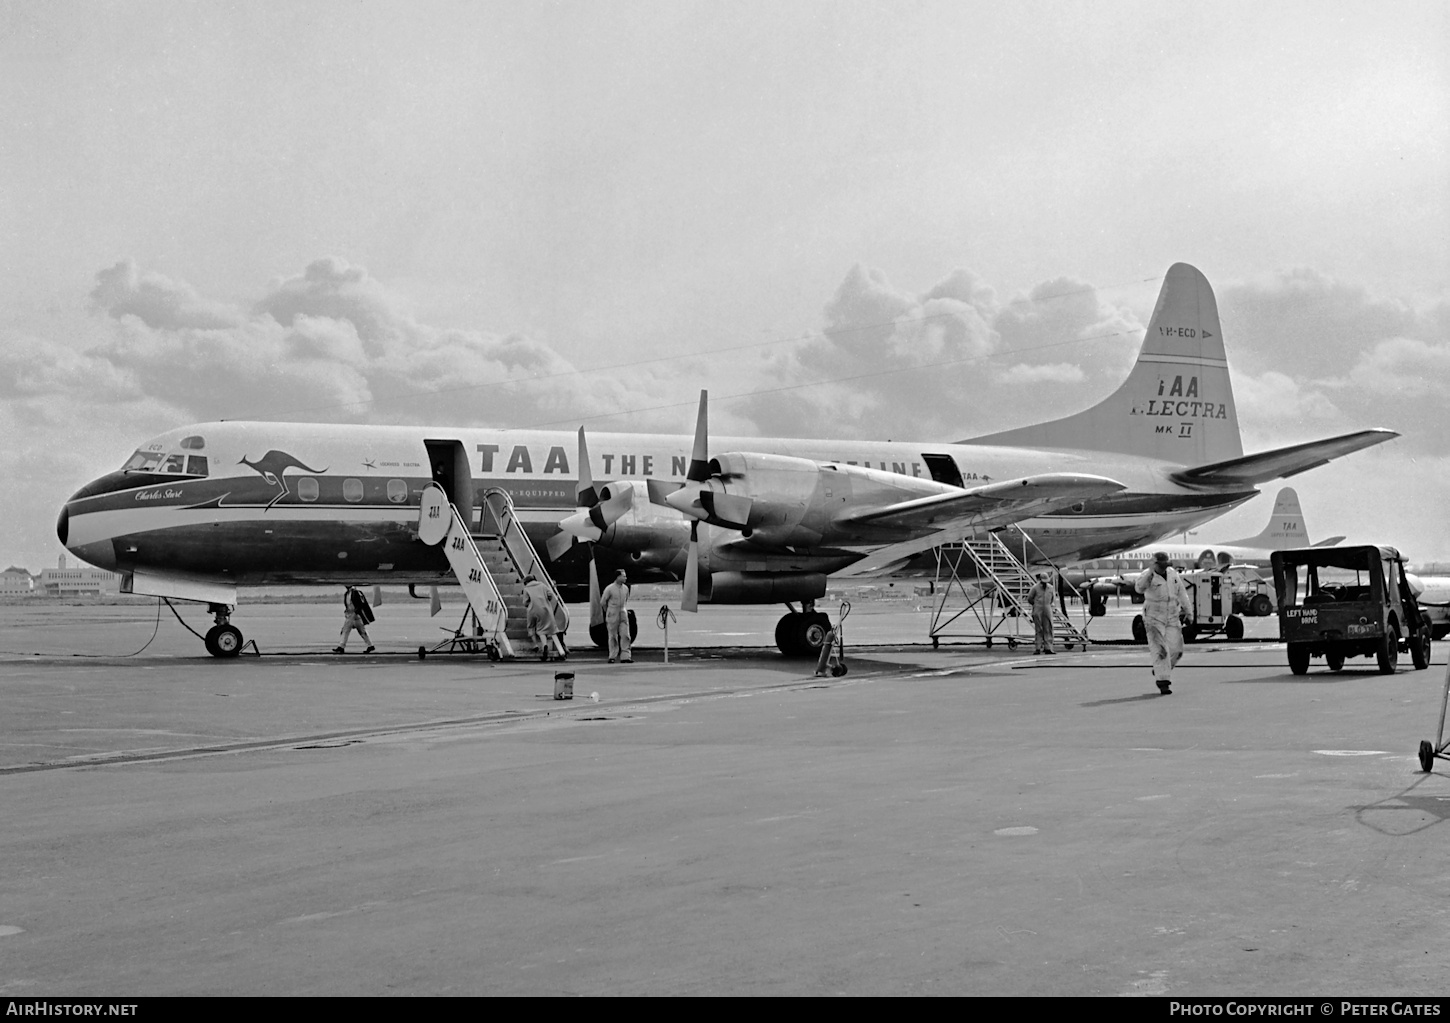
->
<box><xmin>58</xmin><ymin>488</ymin><xmax>120</xmax><ymax>572</ymax></box>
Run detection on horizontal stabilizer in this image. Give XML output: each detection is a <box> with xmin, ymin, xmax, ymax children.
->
<box><xmin>833</xmin><ymin>473</ymin><xmax>1125</xmax><ymax>577</ymax></box>
<box><xmin>1312</xmin><ymin>535</ymin><xmax>1347</xmax><ymax>548</ymax></box>
<box><xmin>1170</xmin><ymin>429</ymin><xmax>1398</xmax><ymax>487</ymax></box>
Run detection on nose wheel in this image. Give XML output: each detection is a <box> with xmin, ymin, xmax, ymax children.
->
<box><xmin>204</xmin><ymin>604</ymin><xmax>244</xmax><ymax>658</ymax></box>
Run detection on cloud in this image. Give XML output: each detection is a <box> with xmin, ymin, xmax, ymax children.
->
<box><xmin>1218</xmin><ymin>268</ymin><xmax>1450</xmax><ymax>453</ymax></box>
<box><xmin>996</xmin><ymin>362</ymin><xmax>1086</xmax><ymax>386</ymax></box>
<box><xmin>90</xmin><ymin>259</ymin><xmax>244</xmax><ymax>330</ymax></box>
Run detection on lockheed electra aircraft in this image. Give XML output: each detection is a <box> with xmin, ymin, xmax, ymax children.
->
<box><xmin>58</xmin><ymin>263</ymin><xmax>1397</xmax><ymax>656</ymax></box>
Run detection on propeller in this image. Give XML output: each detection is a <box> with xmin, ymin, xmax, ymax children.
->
<box><xmin>546</xmin><ymin>426</ymin><xmax>635</xmax><ymax>560</ymax></box>
<box><xmin>656</xmin><ymin>391</ymin><xmax>754</xmax><ymax>530</ymax></box>
<box><xmin>646</xmin><ymin>390</ymin><xmax>757</xmax><ymax>612</ymax></box>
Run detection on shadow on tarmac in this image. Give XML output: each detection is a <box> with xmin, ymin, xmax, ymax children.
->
<box><xmin>1079</xmin><ymin>692</ymin><xmax>1167</xmax><ymax>707</ymax></box>
<box><xmin>1352</xmin><ymin>776</ymin><xmax>1450</xmax><ymax>837</ymax></box>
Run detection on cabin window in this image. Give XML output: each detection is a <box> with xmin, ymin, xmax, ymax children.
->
<box><xmin>387</xmin><ymin>479</ymin><xmax>408</xmax><ymax>504</ymax></box>
<box><xmin>343</xmin><ymin>478</ymin><xmax>364</xmax><ymax>503</ymax></box>
<box><xmin>296</xmin><ymin>477</ymin><xmax>319</xmax><ymax>502</ymax></box>
<box><xmin>186</xmin><ymin>455</ymin><xmax>209</xmax><ymax>477</ymax></box>
<box><xmin>180</xmin><ymin>435</ymin><xmax>205</xmax><ymax>450</ymax></box>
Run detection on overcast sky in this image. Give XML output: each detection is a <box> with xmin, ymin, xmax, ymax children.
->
<box><xmin>3</xmin><ymin>0</ymin><xmax>1447</xmax><ymax>571</ymax></box>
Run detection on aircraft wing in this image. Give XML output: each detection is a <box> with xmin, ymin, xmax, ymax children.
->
<box><xmin>1170</xmin><ymin>429</ymin><xmax>1398</xmax><ymax>487</ymax></box>
<box><xmin>832</xmin><ymin>473</ymin><xmax>1125</xmax><ymax>577</ymax></box>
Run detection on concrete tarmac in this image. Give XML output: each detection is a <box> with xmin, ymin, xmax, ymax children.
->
<box><xmin>1</xmin><ymin>599</ymin><xmax>1447</xmax><ymax>996</ymax></box>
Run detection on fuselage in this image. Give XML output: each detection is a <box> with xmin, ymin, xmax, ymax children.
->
<box><xmin>59</xmin><ymin>420</ymin><xmax>1259</xmax><ymax>594</ymax></box>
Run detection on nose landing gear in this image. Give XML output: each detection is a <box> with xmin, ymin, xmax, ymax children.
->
<box><xmin>204</xmin><ymin>603</ymin><xmax>244</xmax><ymax>658</ymax></box>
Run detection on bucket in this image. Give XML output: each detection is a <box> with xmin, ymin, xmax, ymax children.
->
<box><xmin>553</xmin><ymin>672</ymin><xmax>575</xmax><ymax>700</ymax></box>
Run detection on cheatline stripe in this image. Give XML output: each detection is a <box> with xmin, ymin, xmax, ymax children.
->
<box><xmin>1134</xmin><ymin>353</ymin><xmax>1229</xmax><ymax>368</ymax></box>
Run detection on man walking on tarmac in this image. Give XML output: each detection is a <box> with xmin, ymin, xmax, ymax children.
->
<box><xmin>1134</xmin><ymin>551</ymin><xmax>1192</xmax><ymax>694</ymax></box>
<box><xmin>1026</xmin><ymin>572</ymin><xmax>1056</xmax><ymax>655</ymax></box>
<box><xmin>334</xmin><ymin>585</ymin><xmax>375</xmax><ymax>654</ymax></box>
<box><xmin>601</xmin><ymin>568</ymin><xmax>632</xmax><ymax>663</ymax></box>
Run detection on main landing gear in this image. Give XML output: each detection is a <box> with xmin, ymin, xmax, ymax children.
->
<box><xmin>204</xmin><ymin>603</ymin><xmax>244</xmax><ymax>658</ymax></box>
<box><xmin>775</xmin><ymin>600</ymin><xmax>833</xmax><ymax>658</ymax></box>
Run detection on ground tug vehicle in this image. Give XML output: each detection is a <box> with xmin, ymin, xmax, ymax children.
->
<box><xmin>1270</xmin><ymin>545</ymin><xmax>1433</xmax><ymax>675</ymax></box>
<box><xmin>1131</xmin><ymin>566</ymin><xmax>1251</xmax><ymax>644</ymax></box>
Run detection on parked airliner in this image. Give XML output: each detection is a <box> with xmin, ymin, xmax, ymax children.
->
<box><xmin>58</xmin><ymin>263</ymin><xmax>1397</xmax><ymax>656</ymax></box>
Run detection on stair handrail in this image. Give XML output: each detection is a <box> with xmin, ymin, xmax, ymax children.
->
<box><xmin>480</xmin><ymin>487</ymin><xmax>572</xmax><ymax>637</ymax></box>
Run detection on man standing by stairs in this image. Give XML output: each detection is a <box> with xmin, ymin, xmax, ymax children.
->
<box><xmin>1027</xmin><ymin>572</ymin><xmax>1056</xmax><ymax>655</ymax></box>
<box><xmin>602</xmin><ymin>569</ymin><xmax>633</xmax><ymax>664</ymax></box>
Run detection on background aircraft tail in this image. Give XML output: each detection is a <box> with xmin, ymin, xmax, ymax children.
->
<box><xmin>962</xmin><ymin>262</ymin><xmax>1243</xmax><ymax>466</ymax></box>
<box><xmin>1219</xmin><ymin>488</ymin><xmax>1314</xmax><ymax>549</ymax></box>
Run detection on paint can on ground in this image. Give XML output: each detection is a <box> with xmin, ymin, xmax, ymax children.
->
<box><xmin>554</xmin><ymin>672</ymin><xmax>574</xmax><ymax>700</ymax></box>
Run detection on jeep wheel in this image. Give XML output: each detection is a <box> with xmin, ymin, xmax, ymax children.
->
<box><xmin>1288</xmin><ymin>643</ymin><xmax>1310</xmax><ymax>675</ymax></box>
<box><xmin>1376</xmin><ymin>627</ymin><xmax>1399</xmax><ymax>675</ymax></box>
<box><xmin>1411</xmin><ymin>629</ymin><xmax>1431</xmax><ymax>671</ymax></box>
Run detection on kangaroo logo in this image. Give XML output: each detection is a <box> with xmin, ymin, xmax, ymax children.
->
<box><xmin>239</xmin><ymin>450</ymin><xmax>328</xmax><ymax>509</ymax></box>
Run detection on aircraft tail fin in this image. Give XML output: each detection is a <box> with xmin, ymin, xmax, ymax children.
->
<box><xmin>961</xmin><ymin>262</ymin><xmax>1243</xmax><ymax>466</ymax></box>
<box><xmin>1217</xmin><ymin>487</ymin><xmax>1313</xmax><ymax>549</ymax></box>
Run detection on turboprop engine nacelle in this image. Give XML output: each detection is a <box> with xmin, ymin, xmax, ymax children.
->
<box><xmin>704</xmin><ymin>451</ymin><xmax>828</xmax><ymax>548</ymax></box>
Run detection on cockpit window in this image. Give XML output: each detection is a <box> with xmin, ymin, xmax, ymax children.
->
<box><xmin>121</xmin><ymin>447</ymin><xmax>210</xmax><ymax>477</ymax></box>
<box><xmin>122</xmin><ymin>450</ymin><xmax>163</xmax><ymax>472</ymax></box>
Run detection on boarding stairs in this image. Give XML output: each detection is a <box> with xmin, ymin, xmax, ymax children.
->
<box><xmin>927</xmin><ymin>530</ymin><xmax>1091</xmax><ymax>650</ymax></box>
<box><xmin>417</xmin><ymin>485</ymin><xmax>568</xmax><ymax>660</ymax></box>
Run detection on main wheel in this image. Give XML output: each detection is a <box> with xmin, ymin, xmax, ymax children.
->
<box><xmin>1225</xmin><ymin>615</ymin><xmax>1244</xmax><ymax>640</ymax></box>
<box><xmin>800</xmin><ymin>612</ymin><xmax>832</xmax><ymax>657</ymax></box>
<box><xmin>210</xmin><ymin>624</ymin><xmax>243</xmax><ymax>658</ymax></box>
<box><xmin>1287</xmin><ymin>643</ymin><xmax>1310</xmax><ymax>675</ymax></box>
<box><xmin>1411</xmin><ymin>628</ymin><xmax>1431</xmax><ymax>671</ymax></box>
<box><xmin>1420</xmin><ymin>739</ymin><xmax>1436</xmax><ymax>774</ymax></box>
<box><xmin>1250</xmin><ymin>593</ymin><xmax>1274</xmax><ymax>617</ymax></box>
<box><xmin>1326</xmin><ymin>650</ymin><xmax>1345</xmax><ymax>672</ymax></box>
<box><xmin>1181</xmin><ymin>624</ymin><xmax>1199</xmax><ymax>644</ymax></box>
<box><xmin>1131</xmin><ymin>615</ymin><xmax>1147</xmax><ymax>644</ymax></box>
<box><xmin>1376</xmin><ymin>627</ymin><xmax>1399</xmax><ymax>674</ymax></box>
<box><xmin>774</xmin><ymin>612</ymin><xmax>802</xmax><ymax>656</ymax></box>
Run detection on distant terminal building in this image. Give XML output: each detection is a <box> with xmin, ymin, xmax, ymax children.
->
<box><xmin>36</xmin><ymin>553</ymin><xmax>119</xmax><ymax>597</ymax></box>
<box><xmin>1</xmin><ymin>565</ymin><xmax>36</xmax><ymax>595</ymax></box>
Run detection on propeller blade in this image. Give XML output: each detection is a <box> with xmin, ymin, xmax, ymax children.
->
<box><xmin>686</xmin><ymin>389</ymin><xmax>711</xmax><ymax>482</ymax></box>
<box><xmin>428</xmin><ymin>585</ymin><xmax>442</xmax><ymax>617</ymax></box>
<box><xmin>545</xmin><ymin>529</ymin><xmax>577</xmax><ymax>561</ymax></box>
<box><xmin>575</xmin><ymin>426</ymin><xmax>598</xmax><ymax>508</ymax></box>
<box><xmin>699</xmin><ymin>490</ymin><xmax>753</xmax><ymax>530</ymax></box>
<box><xmin>596</xmin><ymin>483</ymin><xmax>634</xmax><ymax>522</ymax></box>
<box><xmin>682</xmin><ymin>521</ymin><xmax>699</xmax><ymax>613</ymax></box>
<box><xmin>588</xmin><ymin>551</ymin><xmax>604</xmax><ymax>629</ymax></box>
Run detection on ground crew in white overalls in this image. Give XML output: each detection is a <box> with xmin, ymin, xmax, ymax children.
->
<box><xmin>1026</xmin><ymin>572</ymin><xmax>1056</xmax><ymax>655</ymax></box>
<box><xmin>601</xmin><ymin>568</ymin><xmax>632</xmax><ymax>663</ymax></box>
<box><xmin>522</xmin><ymin>575</ymin><xmax>557</xmax><ymax>661</ymax></box>
<box><xmin>1134</xmin><ymin>551</ymin><xmax>1192</xmax><ymax>694</ymax></box>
